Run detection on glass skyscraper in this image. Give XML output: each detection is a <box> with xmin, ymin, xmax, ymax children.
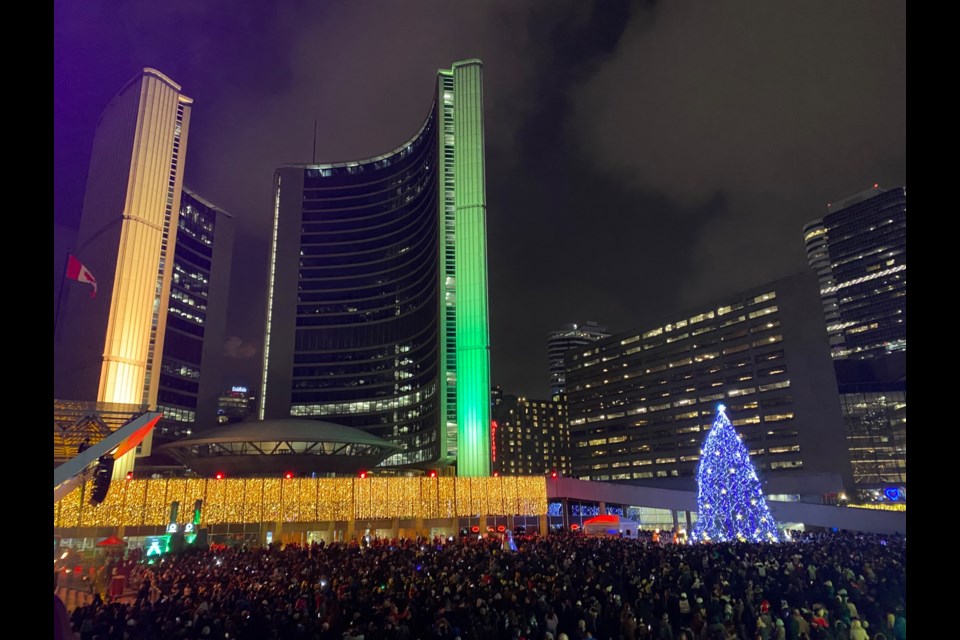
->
<box><xmin>156</xmin><ymin>189</ymin><xmax>234</xmax><ymax>432</ymax></box>
<box><xmin>804</xmin><ymin>185</ymin><xmax>907</xmax><ymax>500</ymax></box>
<box><xmin>260</xmin><ymin>60</ymin><xmax>491</xmax><ymax>475</ymax></box>
<box><xmin>547</xmin><ymin>322</ymin><xmax>610</xmax><ymax>397</ymax></box>
<box><xmin>804</xmin><ymin>185</ymin><xmax>907</xmax><ymax>360</ymax></box>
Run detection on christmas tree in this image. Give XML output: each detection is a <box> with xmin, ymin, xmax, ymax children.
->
<box><xmin>691</xmin><ymin>404</ymin><xmax>779</xmax><ymax>542</ymax></box>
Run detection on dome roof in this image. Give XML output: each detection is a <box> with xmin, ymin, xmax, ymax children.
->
<box><xmin>157</xmin><ymin>419</ymin><xmax>401</xmax><ymax>450</ymax></box>
<box><xmin>156</xmin><ymin>419</ymin><xmax>402</xmax><ymax>477</ymax></box>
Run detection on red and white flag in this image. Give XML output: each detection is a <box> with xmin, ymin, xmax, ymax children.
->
<box><xmin>66</xmin><ymin>254</ymin><xmax>97</xmax><ymax>298</ymax></box>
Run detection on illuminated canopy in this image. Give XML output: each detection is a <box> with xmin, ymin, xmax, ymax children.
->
<box><xmin>157</xmin><ymin>419</ymin><xmax>401</xmax><ymax>476</ymax></box>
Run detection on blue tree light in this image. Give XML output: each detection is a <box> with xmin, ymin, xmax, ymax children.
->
<box><xmin>691</xmin><ymin>404</ymin><xmax>779</xmax><ymax>543</ymax></box>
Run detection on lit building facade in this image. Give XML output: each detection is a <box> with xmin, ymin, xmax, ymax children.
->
<box><xmin>831</xmin><ymin>349</ymin><xmax>907</xmax><ymax>500</ymax></box>
<box><xmin>55</xmin><ymin>68</ymin><xmax>193</xmax><ymax>476</ymax></box>
<box><xmin>155</xmin><ymin>189</ymin><xmax>234</xmax><ymax>434</ymax></box>
<box><xmin>565</xmin><ymin>272</ymin><xmax>853</xmax><ymax>492</ymax></box>
<box><xmin>218</xmin><ymin>387</ymin><xmax>257</xmax><ymax>425</ymax></box>
<box><xmin>548</xmin><ymin>322</ymin><xmax>610</xmax><ymax>397</ymax></box>
<box><xmin>804</xmin><ymin>185</ymin><xmax>907</xmax><ymax>360</ymax></box>
<box><xmin>260</xmin><ymin>60</ymin><xmax>491</xmax><ymax>474</ymax></box>
<box><xmin>491</xmin><ymin>395</ymin><xmax>571</xmax><ymax>477</ymax></box>
<box><xmin>804</xmin><ymin>185</ymin><xmax>907</xmax><ymax>501</ymax></box>
<box><xmin>836</xmin><ymin>382</ymin><xmax>906</xmax><ymax>493</ymax></box>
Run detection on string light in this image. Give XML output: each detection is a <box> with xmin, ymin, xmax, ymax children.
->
<box><xmin>185</xmin><ymin>478</ymin><xmax>206</xmax><ymax>522</ymax></box>
<box><xmin>222</xmin><ymin>479</ymin><xmax>245</xmax><ymax>523</ymax></box>
<box><xmin>691</xmin><ymin>405</ymin><xmax>779</xmax><ymax>542</ymax></box>
<box><xmin>144</xmin><ymin>479</ymin><xmax>168</xmax><ymax>525</ymax></box>
<box><xmin>203</xmin><ymin>477</ymin><xmax>221</xmax><ymax>524</ymax></box>
<box><xmin>54</xmin><ymin>476</ymin><xmax>550</xmax><ymax>527</ymax></box>
<box><xmin>122</xmin><ymin>479</ymin><xmax>147</xmax><ymax>527</ymax></box>
<box><xmin>470</xmin><ymin>477</ymin><xmax>488</xmax><ymax>516</ymax></box>
<box><xmin>281</xmin><ymin>477</ymin><xmax>299</xmax><ymax>522</ymax></box>
<box><xmin>439</xmin><ymin>477</ymin><xmax>456</xmax><ymax>517</ymax></box>
<box><xmin>166</xmin><ymin>480</ymin><xmax>187</xmax><ymax>523</ymax></box>
<box><xmin>488</xmin><ymin>475</ymin><xmax>505</xmax><ymax>513</ymax></box>
<box><xmin>244</xmin><ymin>479</ymin><xmax>264</xmax><ymax>523</ymax></box>
<box><xmin>263</xmin><ymin>479</ymin><xmax>281</xmax><ymax>522</ymax></box>
<box><xmin>298</xmin><ymin>477</ymin><xmax>318</xmax><ymax>522</ymax></box>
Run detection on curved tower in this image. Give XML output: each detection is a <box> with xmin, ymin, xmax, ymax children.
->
<box><xmin>261</xmin><ymin>60</ymin><xmax>491</xmax><ymax>475</ymax></box>
<box><xmin>54</xmin><ymin>68</ymin><xmax>193</xmax><ymax>478</ymax></box>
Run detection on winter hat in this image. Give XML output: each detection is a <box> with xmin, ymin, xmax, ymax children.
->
<box><xmin>776</xmin><ymin>619</ymin><xmax>784</xmax><ymax>627</ymax></box>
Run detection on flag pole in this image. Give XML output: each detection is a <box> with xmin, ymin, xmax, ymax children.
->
<box><xmin>54</xmin><ymin>249</ymin><xmax>71</xmax><ymax>340</ymax></box>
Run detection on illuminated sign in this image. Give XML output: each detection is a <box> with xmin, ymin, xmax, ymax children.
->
<box><xmin>183</xmin><ymin>523</ymin><xmax>195</xmax><ymax>533</ymax></box>
<box><xmin>232</xmin><ymin>386</ymin><xmax>248</xmax><ymax>394</ymax></box>
<box><xmin>145</xmin><ymin>536</ymin><xmax>169</xmax><ymax>557</ymax></box>
<box><xmin>491</xmin><ymin>420</ymin><xmax>497</xmax><ymax>462</ymax></box>
<box><xmin>166</xmin><ymin>523</ymin><xmax>179</xmax><ymax>533</ymax></box>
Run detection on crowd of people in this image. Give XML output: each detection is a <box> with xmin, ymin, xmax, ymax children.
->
<box><xmin>59</xmin><ymin>530</ymin><xmax>906</xmax><ymax>640</ymax></box>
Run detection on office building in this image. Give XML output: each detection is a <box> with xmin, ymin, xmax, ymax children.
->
<box><xmin>804</xmin><ymin>187</ymin><xmax>907</xmax><ymax>500</ymax></box>
<box><xmin>217</xmin><ymin>386</ymin><xmax>258</xmax><ymax>425</ymax></box>
<box><xmin>154</xmin><ymin>188</ymin><xmax>234</xmax><ymax>436</ymax></box>
<box><xmin>260</xmin><ymin>60</ymin><xmax>491</xmax><ymax>474</ymax></box>
<box><xmin>565</xmin><ymin>272</ymin><xmax>853</xmax><ymax>494</ymax></box>
<box><xmin>491</xmin><ymin>394</ymin><xmax>571</xmax><ymax>477</ymax></box>
<box><xmin>491</xmin><ymin>385</ymin><xmax>504</xmax><ymax>409</ymax></box>
<box><xmin>835</xmin><ymin>360</ymin><xmax>906</xmax><ymax>495</ymax></box>
<box><xmin>804</xmin><ymin>185</ymin><xmax>906</xmax><ymax>360</ymax></box>
<box><xmin>54</xmin><ymin>68</ymin><xmax>193</xmax><ymax>476</ymax></box>
<box><xmin>547</xmin><ymin>322</ymin><xmax>610</xmax><ymax>397</ymax></box>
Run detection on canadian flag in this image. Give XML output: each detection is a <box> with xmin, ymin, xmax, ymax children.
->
<box><xmin>66</xmin><ymin>254</ymin><xmax>97</xmax><ymax>298</ymax></box>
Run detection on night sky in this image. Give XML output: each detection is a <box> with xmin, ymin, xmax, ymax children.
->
<box><xmin>54</xmin><ymin>1</ymin><xmax>905</xmax><ymax>399</ymax></box>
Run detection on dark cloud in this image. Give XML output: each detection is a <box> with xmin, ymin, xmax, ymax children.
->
<box><xmin>570</xmin><ymin>0</ymin><xmax>905</xmax><ymax>320</ymax></box>
<box><xmin>574</xmin><ymin>1</ymin><xmax>905</xmax><ymax>205</ymax></box>
<box><xmin>54</xmin><ymin>0</ymin><xmax>905</xmax><ymax>398</ymax></box>
<box><xmin>223</xmin><ymin>337</ymin><xmax>257</xmax><ymax>360</ymax></box>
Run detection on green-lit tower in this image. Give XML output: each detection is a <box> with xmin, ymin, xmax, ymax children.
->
<box><xmin>261</xmin><ymin>60</ymin><xmax>491</xmax><ymax>476</ymax></box>
<box><xmin>441</xmin><ymin>61</ymin><xmax>490</xmax><ymax>476</ymax></box>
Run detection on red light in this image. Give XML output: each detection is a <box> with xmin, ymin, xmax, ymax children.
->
<box><xmin>358</xmin><ymin>471</ymin><xmax>367</xmax><ymax>479</ymax></box>
<box><xmin>583</xmin><ymin>514</ymin><xmax>619</xmax><ymax>524</ymax></box>
<box><xmin>284</xmin><ymin>472</ymin><xmax>294</xmax><ymax>479</ymax></box>
<box><xmin>470</xmin><ymin>526</ymin><xmax>480</xmax><ymax>533</ymax></box>
<box><xmin>215</xmin><ymin>472</ymin><xmax>224</xmax><ymax>480</ymax></box>
<box><xmin>125</xmin><ymin>471</ymin><xmax>133</xmax><ymax>481</ymax></box>
<box><xmin>492</xmin><ymin>471</ymin><xmax>500</xmax><ymax>477</ymax></box>
<box><xmin>550</xmin><ymin>470</ymin><xmax>558</xmax><ymax>479</ymax></box>
<box><xmin>571</xmin><ymin>524</ymin><xmax>581</xmax><ymax>531</ymax></box>
<box><xmin>428</xmin><ymin>470</ymin><xmax>437</xmax><ymax>478</ymax></box>
<box><xmin>874</xmin><ymin>183</ymin><xmax>879</xmax><ymax>188</ymax></box>
<box><xmin>496</xmin><ymin>525</ymin><xmax>506</xmax><ymax>532</ymax></box>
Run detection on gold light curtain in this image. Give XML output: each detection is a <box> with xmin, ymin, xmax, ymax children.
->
<box><xmin>54</xmin><ymin>476</ymin><xmax>548</xmax><ymax>527</ymax></box>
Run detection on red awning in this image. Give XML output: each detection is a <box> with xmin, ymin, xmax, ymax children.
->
<box><xmin>96</xmin><ymin>535</ymin><xmax>127</xmax><ymax>547</ymax></box>
<box><xmin>582</xmin><ymin>514</ymin><xmax>620</xmax><ymax>525</ymax></box>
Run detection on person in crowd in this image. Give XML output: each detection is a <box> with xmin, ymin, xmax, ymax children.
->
<box><xmin>61</xmin><ymin>529</ymin><xmax>904</xmax><ymax>640</ymax></box>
